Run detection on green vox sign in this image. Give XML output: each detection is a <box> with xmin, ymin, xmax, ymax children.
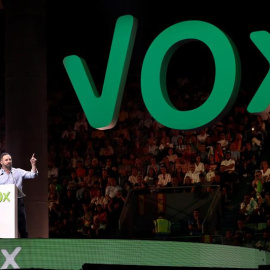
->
<box><xmin>63</xmin><ymin>15</ymin><xmax>270</xmax><ymax>131</ymax></box>
<box><xmin>0</xmin><ymin>192</ymin><xmax>10</xmax><ymax>202</ymax></box>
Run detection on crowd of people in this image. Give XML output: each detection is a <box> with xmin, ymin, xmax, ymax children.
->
<box><xmin>45</xmin><ymin>75</ymin><xmax>270</xmax><ymax>244</ymax></box>
<box><xmin>223</xmin><ymin>161</ymin><xmax>270</xmax><ymax>250</ymax></box>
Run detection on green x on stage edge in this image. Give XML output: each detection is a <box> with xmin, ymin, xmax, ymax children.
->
<box><xmin>0</xmin><ymin>239</ymin><xmax>270</xmax><ymax>270</ymax></box>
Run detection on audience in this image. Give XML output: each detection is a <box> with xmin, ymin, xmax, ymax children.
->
<box><xmin>41</xmin><ymin>71</ymin><xmax>270</xmax><ymax>244</ymax></box>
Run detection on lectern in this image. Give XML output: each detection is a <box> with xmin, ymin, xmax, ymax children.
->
<box><xmin>0</xmin><ymin>184</ymin><xmax>18</xmax><ymax>238</ymax></box>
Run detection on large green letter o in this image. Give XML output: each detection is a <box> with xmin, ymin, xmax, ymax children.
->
<box><xmin>141</xmin><ymin>20</ymin><xmax>241</xmax><ymax>130</ymax></box>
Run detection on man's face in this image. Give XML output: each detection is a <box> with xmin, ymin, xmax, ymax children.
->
<box><xmin>193</xmin><ymin>210</ymin><xmax>199</xmax><ymax>218</ymax></box>
<box><xmin>1</xmin><ymin>154</ymin><xmax>12</xmax><ymax>170</ymax></box>
<box><xmin>255</xmin><ymin>172</ymin><xmax>262</xmax><ymax>180</ymax></box>
<box><xmin>243</xmin><ymin>195</ymin><xmax>251</xmax><ymax>204</ymax></box>
<box><xmin>109</xmin><ymin>178</ymin><xmax>116</xmax><ymax>186</ymax></box>
<box><xmin>189</xmin><ymin>165</ymin><xmax>195</xmax><ymax>172</ymax></box>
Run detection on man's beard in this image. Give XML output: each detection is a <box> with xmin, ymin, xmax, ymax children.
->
<box><xmin>4</xmin><ymin>163</ymin><xmax>12</xmax><ymax>170</ymax></box>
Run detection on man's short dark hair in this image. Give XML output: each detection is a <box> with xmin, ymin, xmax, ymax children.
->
<box><xmin>0</xmin><ymin>152</ymin><xmax>11</xmax><ymax>160</ymax></box>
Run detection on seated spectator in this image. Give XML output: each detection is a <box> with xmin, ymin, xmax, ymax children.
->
<box><xmin>263</xmin><ymin>218</ymin><xmax>270</xmax><ymax>233</ymax></box>
<box><xmin>133</xmin><ymin>173</ymin><xmax>145</xmax><ymax>189</ymax></box>
<box><xmin>182</xmin><ymin>176</ymin><xmax>194</xmax><ymax>192</ymax></box>
<box><xmin>138</xmin><ymin>111</ymin><xmax>153</xmax><ymax>132</ymax></box>
<box><xmin>261</xmin><ymin>193</ymin><xmax>270</xmax><ymax>220</ymax></box>
<box><xmin>160</xmin><ymin>156</ymin><xmax>174</xmax><ymax>175</ymax></box>
<box><xmin>166</xmin><ymin>147</ymin><xmax>178</xmax><ymax>164</ymax></box>
<box><xmin>224</xmin><ymin>230</ymin><xmax>234</xmax><ymax>246</ymax></box>
<box><xmin>48</xmin><ymin>160</ymin><xmax>59</xmax><ymax>180</ymax></box>
<box><xmin>239</xmin><ymin>193</ymin><xmax>259</xmax><ymax>222</ymax></box>
<box><xmin>90</xmin><ymin>188</ymin><xmax>109</xmax><ymax>211</ymax></box>
<box><xmin>114</xmin><ymin>137</ymin><xmax>128</xmax><ymax>159</ymax></box>
<box><xmin>208</xmin><ymin>154</ymin><xmax>218</xmax><ymax>171</ymax></box>
<box><xmin>240</xmin><ymin>142</ymin><xmax>257</xmax><ymax>176</ymax></box>
<box><xmin>232</xmin><ymin>219</ymin><xmax>252</xmax><ymax>246</ymax></box>
<box><xmin>194</xmin><ymin>155</ymin><xmax>205</xmax><ymax>174</ymax></box>
<box><xmin>84</xmin><ymin>141</ymin><xmax>97</xmax><ymax>168</ymax></box>
<box><xmin>117</xmin><ymin>166</ymin><xmax>129</xmax><ymax>188</ymax></box>
<box><xmin>255</xmin><ymin>231</ymin><xmax>270</xmax><ymax>251</ymax></box>
<box><xmin>242</xmin><ymin>231</ymin><xmax>256</xmax><ymax>248</ymax></box>
<box><xmin>76</xmin><ymin>160</ymin><xmax>87</xmax><ymax>180</ymax></box>
<box><xmin>144</xmin><ymin>167</ymin><xmax>157</xmax><ymax>188</ymax></box>
<box><xmin>131</xmin><ymin>139</ymin><xmax>144</xmax><ymax>157</ymax></box>
<box><xmin>60</xmin><ymin>189</ymin><xmax>77</xmax><ymax>213</ymax></box>
<box><xmin>197</xmin><ymin>143</ymin><xmax>209</xmax><ymax>163</ymax></box>
<box><xmin>77</xmin><ymin>203</ymin><xmax>93</xmax><ymax>237</ymax></box>
<box><xmin>205</xmin><ymin>136</ymin><xmax>214</xmax><ymax>157</ymax></box>
<box><xmin>217</xmin><ymin>132</ymin><xmax>229</xmax><ymax>151</ymax></box>
<box><xmin>61</xmin><ymin>124</ymin><xmax>76</xmax><ymax>141</ymax></box>
<box><xmin>260</xmin><ymin>160</ymin><xmax>270</xmax><ymax>181</ymax></box>
<box><xmin>157</xmin><ymin>165</ymin><xmax>172</xmax><ymax>187</ymax></box>
<box><xmin>89</xmin><ymin>157</ymin><xmax>102</xmax><ymax>177</ymax></box>
<box><xmin>67</xmin><ymin>171</ymin><xmax>80</xmax><ymax>191</ymax></box>
<box><xmin>71</xmin><ymin>150</ymin><xmax>84</xmax><ymax>169</ymax></box>
<box><xmin>107</xmin><ymin>189</ymin><xmax>126</xmax><ymax>233</ymax></box>
<box><xmin>83</xmin><ymin>167</ymin><xmax>99</xmax><ymax>188</ymax></box>
<box><xmin>173</xmin><ymin>166</ymin><xmax>184</xmax><ymax>186</ymax></box>
<box><xmin>220</xmin><ymin>151</ymin><xmax>235</xmax><ymax>173</ymax></box>
<box><xmin>214</xmin><ymin>142</ymin><xmax>224</xmax><ymax>164</ymax></box>
<box><xmin>170</xmin><ymin>129</ymin><xmax>183</xmax><ymax>148</ymax></box>
<box><xmin>220</xmin><ymin>151</ymin><xmax>238</xmax><ymax>183</ymax></box>
<box><xmin>105</xmin><ymin>176</ymin><xmax>122</xmax><ymax>202</ymax></box>
<box><xmin>229</xmin><ymin>142</ymin><xmax>240</xmax><ymax>165</ymax></box>
<box><xmin>116</xmin><ymin>122</ymin><xmax>130</xmax><ymax>141</ymax></box>
<box><xmin>133</xmin><ymin>145</ymin><xmax>152</xmax><ymax>166</ymax></box>
<box><xmin>174</xmin><ymin>136</ymin><xmax>186</xmax><ymax>156</ymax></box>
<box><xmin>171</xmin><ymin>175</ymin><xmax>181</xmax><ymax>188</ymax></box>
<box><xmin>48</xmin><ymin>192</ymin><xmax>59</xmax><ymax>212</ymax></box>
<box><xmin>158</xmin><ymin>129</ymin><xmax>171</xmax><ymax>147</ymax></box>
<box><xmin>103</xmin><ymin>158</ymin><xmax>117</xmax><ymax>176</ymax></box>
<box><xmin>99</xmin><ymin>139</ymin><xmax>114</xmax><ymax>160</ymax></box>
<box><xmin>175</xmin><ymin>154</ymin><xmax>190</xmax><ymax>175</ymax></box>
<box><xmin>122</xmin><ymin>180</ymin><xmax>133</xmax><ymax>197</ymax></box>
<box><xmin>134</xmin><ymin>157</ymin><xmax>146</xmax><ymax>176</ymax></box>
<box><xmin>119</xmin><ymin>156</ymin><xmax>132</xmax><ymax>175</ymax></box>
<box><xmin>76</xmin><ymin>180</ymin><xmax>88</xmax><ymax>202</ymax></box>
<box><xmin>188</xmin><ymin>208</ymin><xmax>202</xmax><ymax>236</ymax></box>
<box><xmin>196</xmin><ymin>128</ymin><xmax>209</xmax><ymax>144</ymax></box>
<box><xmin>189</xmin><ymin>134</ymin><xmax>199</xmax><ymax>153</ymax></box>
<box><xmin>205</xmin><ymin>164</ymin><xmax>215</xmax><ymax>185</ymax></box>
<box><xmin>182</xmin><ymin>144</ymin><xmax>196</xmax><ymax>162</ymax></box>
<box><xmin>128</xmin><ymin>167</ymin><xmax>140</xmax><ymax>186</ymax></box>
<box><xmin>99</xmin><ymin>168</ymin><xmax>109</xmax><ymax>192</ymax></box>
<box><xmin>184</xmin><ymin>163</ymin><xmax>200</xmax><ymax>185</ymax></box>
<box><xmin>233</xmin><ymin>132</ymin><xmax>243</xmax><ymax>152</ymax></box>
<box><xmin>251</xmin><ymin>170</ymin><xmax>264</xmax><ymax>198</ymax></box>
<box><xmin>89</xmin><ymin>181</ymin><xmax>101</xmax><ymax>200</ymax></box>
<box><xmin>74</xmin><ymin>112</ymin><xmax>88</xmax><ymax>132</ymax></box>
<box><xmin>92</xmin><ymin>204</ymin><xmax>108</xmax><ymax>238</ymax></box>
<box><xmin>146</xmin><ymin>138</ymin><xmax>159</xmax><ymax>156</ymax></box>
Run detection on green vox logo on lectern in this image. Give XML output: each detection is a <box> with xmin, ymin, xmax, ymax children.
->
<box><xmin>0</xmin><ymin>192</ymin><xmax>10</xmax><ymax>202</ymax></box>
<box><xmin>63</xmin><ymin>15</ymin><xmax>270</xmax><ymax>131</ymax></box>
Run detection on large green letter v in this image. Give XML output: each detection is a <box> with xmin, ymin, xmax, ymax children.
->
<box><xmin>63</xmin><ymin>15</ymin><xmax>137</xmax><ymax>129</ymax></box>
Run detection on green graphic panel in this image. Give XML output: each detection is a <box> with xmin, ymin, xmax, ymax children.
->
<box><xmin>0</xmin><ymin>239</ymin><xmax>269</xmax><ymax>269</ymax></box>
